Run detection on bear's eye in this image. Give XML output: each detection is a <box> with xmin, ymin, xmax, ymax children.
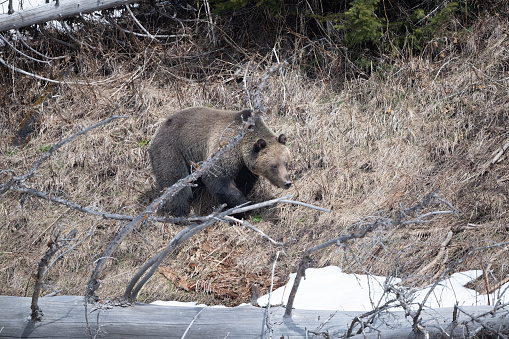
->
<box><xmin>271</xmin><ymin>164</ymin><xmax>278</xmax><ymax>173</ymax></box>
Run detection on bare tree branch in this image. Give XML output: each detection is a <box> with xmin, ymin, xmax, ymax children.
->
<box><xmin>15</xmin><ymin>30</ymin><xmax>67</xmax><ymax>60</ymax></box>
<box><xmin>43</xmin><ymin>224</ymin><xmax>96</xmax><ymax>278</ymax></box>
<box><xmin>124</xmin><ymin>4</ymin><xmax>159</xmax><ymax>42</ymax></box>
<box><xmin>122</xmin><ymin>211</ymin><xmax>220</xmax><ymax>302</ymax></box>
<box><xmin>0</xmin><ymin>55</ymin><xmax>134</xmax><ymax>85</ymax></box>
<box><xmin>0</xmin><ymin>33</ymin><xmax>52</xmax><ymax>65</ymax></box>
<box><xmin>106</xmin><ymin>16</ymin><xmax>188</xmax><ymax>39</ymax></box>
<box><xmin>225</xmin><ymin>216</ymin><xmax>292</xmax><ymax>247</ymax></box>
<box><xmin>261</xmin><ymin>250</ymin><xmax>282</xmax><ymax>338</ymax></box>
<box><xmin>410</xmin><ymin>240</ymin><xmax>509</xmax><ymax>334</ymax></box>
<box><xmin>121</xmin><ymin>191</ymin><xmax>328</xmax><ymax>302</ymax></box>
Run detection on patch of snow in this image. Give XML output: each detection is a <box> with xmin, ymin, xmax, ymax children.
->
<box><xmin>153</xmin><ymin>266</ymin><xmax>509</xmax><ymax>311</ymax></box>
<box><xmin>257</xmin><ymin>266</ymin><xmax>399</xmax><ymax>311</ymax></box>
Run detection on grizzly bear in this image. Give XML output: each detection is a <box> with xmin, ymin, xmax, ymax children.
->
<box><xmin>149</xmin><ymin>107</ymin><xmax>292</xmax><ymax>217</ymax></box>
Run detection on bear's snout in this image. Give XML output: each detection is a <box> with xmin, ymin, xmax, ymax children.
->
<box><xmin>283</xmin><ymin>181</ymin><xmax>292</xmax><ymax>189</ymax></box>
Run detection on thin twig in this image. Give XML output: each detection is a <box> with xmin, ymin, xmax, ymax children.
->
<box><xmin>106</xmin><ymin>16</ymin><xmax>188</xmax><ymax>39</ymax></box>
<box><xmin>125</xmin><ymin>4</ymin><xmax>159</xmax><ymax>42</ymax></box>
<box><xmin>492</xmin><ymin>141</ymin><xmax>509</xmax><ymax>164</ymax></box>
<box><xmin>279</xmin><ymin>199</ymin><xmax>330</xmax><ymax>212</ymax></box>
<box><xmin>0</xmin><ymin>55</ymin><xmax>131</xmax><ymax>85</ymax></box>
<box><xmin>455</xmin><ymin>305</ymin><xmax>509</xmax><ymax>339</ymax></box>
<box><xmin>43</xmin><ymin>223</ymin><xmax>96</xmax><ymax>278</ymax></box>
<box><xmin>16</xmin><ymin>30</ymin><xmax>67</xmax><ymax>60</ymax></box>
<box><xmin>262</xmin><ymin>250</ymin><xmax>281</xmax><ymax>338</ymax></box>
<box><xmin>0</xmin><ymin>33</ymin><xmax>52</xmax><ymax>65</ymax></box>
<box><xmin>181</xmin><ymin>307</ymin><xmax>207</xmax><ymax>339</ymax></box>
<box><xmin>225</xmin><ymin>216</ymin><xmax>290</xmax><ymax>246</ymax></box>
<box><xmin>415</xmin><ymin>230</ymin><xmax>453</xmax><ymax>276</ymax></box>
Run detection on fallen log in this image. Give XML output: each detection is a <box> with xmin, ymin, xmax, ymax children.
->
<box><xmin>1</xmin><ymin>295</ymin><xmax>508</xmax><ymax>338</ymax></box>
<box><xmin>0</xmin><ymin>0</ymin><xmax>138</xmax><ymax>32</ymax></box>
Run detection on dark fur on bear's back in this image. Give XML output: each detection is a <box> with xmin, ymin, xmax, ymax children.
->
<box><xmin>149</xmin><ymin>107</ymin><xmax>291</xmax><ymax>217</ymax></box>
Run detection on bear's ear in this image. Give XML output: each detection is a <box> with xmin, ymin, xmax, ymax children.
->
<box><xmin>254</xmin><ymin>139</ymin><xmax>267</xmax><ymax>152</ymax></box>
<box><xmin>277</xmin><ymin>134</ymin><xmax>287</xmax><ymax>145</ymax></box>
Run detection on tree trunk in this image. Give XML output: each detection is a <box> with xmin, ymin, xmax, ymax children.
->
<box><xmin>1</xmin><ymin>296</ymin><xmax>509</xmax><ymax>338</ymax></box>
<box><xmin>0</xmin><ymin>0</ymin><xmax>139</xmax><ymax>32</ymax></box>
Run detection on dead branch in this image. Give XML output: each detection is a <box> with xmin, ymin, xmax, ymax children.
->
<box><xmin>252</xmin><ymin>62</ymin><xmax>288</xmax><ymax>112</ymax></box>
<box><xmin>346</xmin><ymin>298</ymin><xmax>399</xmax><ymax>337</ymax></box>
<box><xmin>10</xmin><ymin>187</ymin><xmax>321</xmax><ymax>229</ymax></box>
<box><xmin>120</xmin><ymin>192</ymin><xmax>322</xmax><ymax>302</ymax></box>
<box><xmin>284</xmin><ymin>191</ymin><xmax>457</xmax><ymax>318</ymax></box>
<box><xmin>225</xmin><ymin>216</ymin><xmax>291</xmax><ymax>247</ymax></box>
<box><xmin>487</xmin><ymin>276</ymin><xmax>509</xmax><ymax>295</ymax></box>
<box><xmin>43</xmin><ymin>224</ymin><xmax>96</xmax><ymax>278</ymax></box>
<box><xmin>106</xmin><ymin>16</ymin><xmax>188</xmax><ymax>39</ymax></box>
<box><xmin>228</xmin><ymin>195</ymin><xmax>330</xmax><ymax>215</ymax></box>
<box><xmin>492</xmin><ymin>140</ymin><xmax>509</xmax><ymax>164</ymax></box>
<box><xmin>121</xmin><ymin>192</ymin><xmax>321</xmax><ymax>302</ymax></box>
<box><xmin>125</xmin><ymin>4</ymin><xmax>159</xmax><ymax>42</ymax></box>
<box><xmin>261</xmin><ymin>250</ymin><xmax>282</xmax><ymax>338</ymax></box>
<box><xmin>7</xmin><ymin>185</ymin><xmax>188</xmax><ymax>224</ymax></box>
<box><xmin>122</xmin><ymin>211</ymin><xmax>220</xmax><ymax>302</ymax></box>
<box><xmin>415</xmin><ymin>229</ymin><xmax>453</xmax><ymax>276</ymax></box>
<box><xmin>410</xmin><ymin>240</ymin><xmax>509</xmax><ymax>334</ymax></box>
<box><xmin>60</xmin><ymin>20</ymin><xmax>95</xmax><ymax>50</ymax></box>
<box><xmin>0</xmin><ymin>55</ymin><xmax>132</xmax><ymax>85</ymax></box>
<box><xmin>0</xmin><ymin>33</ymin><xmax>52</xmax><ymax>65</ymax></box>
<box><xmin>15</xmin><ymin>30</ymin><xmax>67</xmax><ymax>60</ymax></box>
<box><xmin>455</xmin><ymin>304</ymin><xmax>509</xmax><ymax>339</ymax></box>
<box><xmin>31</xmin><ymin>228</ymin><xmax>77</xmax><ymax>321</ymax></box>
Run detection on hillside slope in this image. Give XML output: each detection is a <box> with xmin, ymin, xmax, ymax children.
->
<box><xmin>0</xmin><ymin>14</ymin><xmax>507</xmax><ymax>305</ymax></box>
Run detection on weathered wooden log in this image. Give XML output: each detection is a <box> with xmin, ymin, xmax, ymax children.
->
<box><xmin>0</xmin><ymin>0</ymin><xmax>138</xmax><ymax>32</ymax></box>
<box><xmin>1</xmin><ymin>295</ymin><xmax>508</xmax><ymax>338</ymax></box>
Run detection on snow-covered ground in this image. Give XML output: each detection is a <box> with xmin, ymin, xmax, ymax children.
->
<box><xmin>154</xmin><ymin>266</ymin><xmax>509</xmax><ymax>311</ymax></box>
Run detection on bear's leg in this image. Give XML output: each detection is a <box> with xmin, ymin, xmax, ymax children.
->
<box><xmin>160</xmin><ymin>186</ymin><xmax>192</xmax><ymax>217</ymax></box>
<box><xmin>152</xmin><ymin>159</ymin><xmax>193</xmax><ymax>217</ymax></box>
<box><xmin>203</xmin><ymin>177</ymin><xmax>249</xmax><ymax>210</ymax></box>
<box><xmin>235</xmin><ymin>165</ymin><xmax>259</xmax><ymax>196</ymax></box>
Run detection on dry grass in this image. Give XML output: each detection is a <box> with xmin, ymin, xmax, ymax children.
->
<box><xmin>0</xmin><ymin>14</ymin><xmax>508</xmax><ymax>305</ymax></box>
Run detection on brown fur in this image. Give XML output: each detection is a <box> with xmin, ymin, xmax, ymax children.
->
<box><xmin>149</xmin><ymin>107</ymin><xmax>291</xmax><ymax>216</ymax></box>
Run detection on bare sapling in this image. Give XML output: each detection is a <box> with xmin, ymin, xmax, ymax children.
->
<box><xmin>30</xmin><ymin>228</ymin><xmax>78</xmax><ymax>321</ymax></box>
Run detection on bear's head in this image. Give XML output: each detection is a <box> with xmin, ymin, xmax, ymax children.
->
<box><xmin>246</xmin><ymin>133</ymin><xmax>292</xmax><ymax>189</ymax></box>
